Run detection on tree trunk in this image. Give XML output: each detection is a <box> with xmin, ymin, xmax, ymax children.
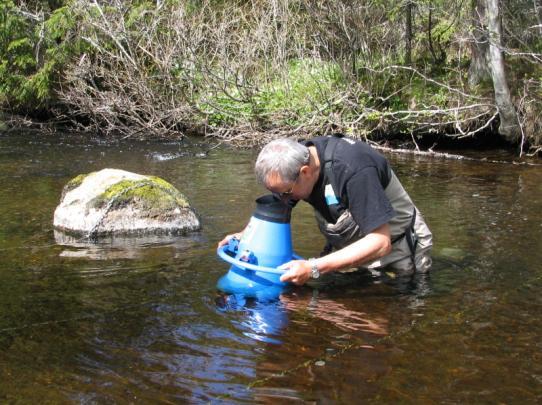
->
<box><xmin>534</xmin><ymin>0</ymin><xmax>542</xmax><ymax>36</ymax></box>
<box><xmin>405</xmin><ymin>0</ymin><xmax>413</xmax><ymax>65</ymax></box>
<box><xmin>486</xmin><ymin>0</ymin><xmax>520</xmax><ymax>143</ymax></box>
<box><xmin>468</xmin><ymin>0</ymin><xmax>490</xmax><ymax>86</ymax></box>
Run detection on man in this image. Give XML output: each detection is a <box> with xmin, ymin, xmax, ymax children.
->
<box><xmin>219</xmin><ymin>135</ymin><xmax>432</xmax><ymax>286</ymax></box>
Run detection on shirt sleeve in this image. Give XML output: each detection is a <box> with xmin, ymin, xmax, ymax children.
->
<box><xmin>345</xmin><ymin>167</ymin><xmax>395</xmax><ymax>235</ymax></box>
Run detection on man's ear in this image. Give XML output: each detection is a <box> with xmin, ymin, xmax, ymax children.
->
<box><xmin>299</xmin><ymin>164</ymin><xmax>310</xmax><ymax>177</ymax></box>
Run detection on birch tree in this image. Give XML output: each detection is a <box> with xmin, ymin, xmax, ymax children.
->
<box><xmin>468</xmin><ymin>0</ymin><xmax>490</xmax><ymax>86</ymax></box>
<box><xmin>486</xmin><ymin>0</ymin><xmax>520</xmax><ymax>143</ymax></box>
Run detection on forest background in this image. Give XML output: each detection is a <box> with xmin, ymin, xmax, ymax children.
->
<box><xmin>1</xmin><ymin>0</ymin><xmax>541</xmax><ymax>156</ymax></box>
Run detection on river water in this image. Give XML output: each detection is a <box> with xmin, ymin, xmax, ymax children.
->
<box><xmin>0</xmin><ymin>131</ymin><xmax>541</xmax><ymax>403</ymax></box>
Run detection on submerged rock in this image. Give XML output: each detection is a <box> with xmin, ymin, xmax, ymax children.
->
<box><xmin>54</xmin><ymin>168</ymin><xmax>200</xmax><ymax>237</ymax></box>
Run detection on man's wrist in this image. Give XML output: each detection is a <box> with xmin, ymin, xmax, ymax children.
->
<box><xmin>308</xmin><ymin>258</ymin><xmax>320</xmax><ymax>279</ymax></box>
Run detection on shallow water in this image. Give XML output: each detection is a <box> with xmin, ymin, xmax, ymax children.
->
<box><xmin>0</xmin><ymin>131</ymin><xmax>541</xmax><ymax>403</ymax></box>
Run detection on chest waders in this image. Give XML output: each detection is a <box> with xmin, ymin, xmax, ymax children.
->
<box><xmin>318</xmin><ymin>136</ymin><xmax>420</xmax><ymax>272</ymax></box>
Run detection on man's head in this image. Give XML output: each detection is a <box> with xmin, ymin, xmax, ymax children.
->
<box><xmin>255</xmin><ymin>138</ymin><xmax>315</xmax><ymax>201</ymax></box>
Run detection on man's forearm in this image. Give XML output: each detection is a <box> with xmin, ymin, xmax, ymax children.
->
<box><xmin>315</xmin><ymin>225</ymin><xmax>392</xmax><ymax>274</ymax></box>
<box><xmin>279</xmin><ymin>224</ymin><xmax>392</xmax><ymax>285</ymax></box>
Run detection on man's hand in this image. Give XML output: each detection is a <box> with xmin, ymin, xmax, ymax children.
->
<box><xmin>217</xmin><ymin>232</ymin><xmax>242</xmax><ymax>248</ymax></box>
<box><xmin>279</xmin><ymin>260</ymin><xmax>312</xmax><ymax>285</ymax></box>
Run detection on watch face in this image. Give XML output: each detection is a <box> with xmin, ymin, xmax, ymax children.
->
<box><xmin>311</xmin><ymin>268</ymin><xmax>320</xmax><ymax>279</ymax></box>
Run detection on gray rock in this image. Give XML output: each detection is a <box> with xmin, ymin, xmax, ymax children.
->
<box><xmin>54</xmin><ymin>168</ymin><xmax>200</xmax><ymax>237</ymax></box>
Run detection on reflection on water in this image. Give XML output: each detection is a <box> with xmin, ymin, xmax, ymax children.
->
<box><xmin>215</xmin><ymin>282</ymin><xmax>392</xmax><ymax>346</ymax></box>
<box><xmin>1</xmin><ymin>131</ymin><xmax>542</xmax><ymax>402</ymax></box>
<box><xmin>280</xmin><ymin>289</ymin><xmax>388</xmax><ymax>335</ymax></box>
<box><xmin>54</xmin><ymin>229</ymin><xmax>205</xmax><ymax>260</ymax></box>
<box><xmin>216</xmin><ymin>294</ymin><xmax>289</xmax><ymax>344</ymax></box>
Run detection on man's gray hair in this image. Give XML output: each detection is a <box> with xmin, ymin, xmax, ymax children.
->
<box><xmin>255</xmin><ymin>138</ymin><xmax>310</xmax><ymax>185</ymax></box>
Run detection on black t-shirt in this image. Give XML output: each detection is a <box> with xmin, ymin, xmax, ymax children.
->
<box><xmin>303</xmin><ymin>136</ymin><xmax>395</xmax><ymax>236</ymax></box>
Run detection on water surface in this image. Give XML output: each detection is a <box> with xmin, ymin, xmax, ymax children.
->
<box><xmin>0</xmin><ymin>131</ymin><xmax>541</xmax><ymax>403</ymax></box>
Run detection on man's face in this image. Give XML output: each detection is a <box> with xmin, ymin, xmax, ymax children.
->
<box><xmin>265</xmin><ymin>169</ymin><xmax>311</xmax><ymax>202</ymax></box>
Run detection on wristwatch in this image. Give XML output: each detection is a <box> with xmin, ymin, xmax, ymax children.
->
<box><xmin>308</xmin><ymin>258</ymin><xmax>320</xmax><ymax>279</ymax></box>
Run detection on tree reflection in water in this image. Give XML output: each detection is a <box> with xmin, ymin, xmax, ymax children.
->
<box><xmin>279</xmin><ymin>290</ymin><xmax>388</xmax><ymax>335</ymax></box>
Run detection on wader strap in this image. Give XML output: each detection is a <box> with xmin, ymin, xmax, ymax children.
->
<box><xmin>405</xmin><ymin>208</ymin><xmax>419</xmax><ymax>272</ymax></box>
<box><xmin>322</xmin><ymin>136</ymin><xmax>343</xmax><ymax>221</ymax></box>
<box><xmin>320</xmin><ymin>136</ymin><xmax>343</xmax><ymax>255</ymax></box>
<box><xmin>389</xmin><ymin>208</ymin><xmax>418</xmax><ymax>271</ymax></box>
<box><xmin>323</xmin><ymin>136</ymin><xmax>341</xmax><ymax>173</ymax></box>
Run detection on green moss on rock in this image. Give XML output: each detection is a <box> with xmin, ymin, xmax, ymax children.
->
<box><xmin>91</xmin><ymin>177</ymin><xmax>190</xmax><ymax>211</ymax></box>
<box><xmin>68</xmin><ymin>173</ymin><xmax>91</xmax><ymax>188</ymax></box>
<box><xmin>61</xmin><ymin>172</ymin><xmax>94</xmax><ymax>201</ymax></box>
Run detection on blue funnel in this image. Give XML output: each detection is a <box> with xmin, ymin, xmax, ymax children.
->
<box><xmin>217</xmin><ymin>195</ymin><xmax>302</xmax><ymax>298</ymax></box>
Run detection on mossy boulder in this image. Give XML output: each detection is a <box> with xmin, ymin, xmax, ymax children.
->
<box><xmin>54</xmin><ymin>168</ymin><xmax>200</xmax><ymax>237</ymax></box>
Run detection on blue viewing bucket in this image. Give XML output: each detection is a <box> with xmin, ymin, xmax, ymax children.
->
<box><xmin>217</xmin><ymin>195</ymin><xmax>302</xmax><ymax>298</ymax></box>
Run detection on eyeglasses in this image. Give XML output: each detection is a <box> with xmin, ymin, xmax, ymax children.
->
<box><xmin>276</xmin><ymin>172</ymin><xmax>300</xmax><ymax>200</ymax></box>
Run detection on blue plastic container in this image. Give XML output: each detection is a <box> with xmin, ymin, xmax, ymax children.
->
<box><xmin>217</xmin><ymin>195</ymin><xmax>302</xmax><ymax>298</ymax></box>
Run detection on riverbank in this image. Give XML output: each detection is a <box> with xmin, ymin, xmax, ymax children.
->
<box><xmin>2</xmin><ymin>1</ymin><xmax>541</xmax><ymax>155</ymax></box>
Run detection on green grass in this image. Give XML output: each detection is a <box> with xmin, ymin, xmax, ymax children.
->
<box><xmin>198</xmin><ymin>59</ymin><xmax>348</xmax><ymax>128</ymax></box>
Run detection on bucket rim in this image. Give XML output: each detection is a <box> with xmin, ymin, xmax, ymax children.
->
<box><xmin>217</xmin><ymin>245</ymin><xmax>302</xmax><ymax>274</ymax></box>
<box><xmin>253</xmin><ymin>194</ymin><xmax>292</xmax><ymax>223</ymax></box>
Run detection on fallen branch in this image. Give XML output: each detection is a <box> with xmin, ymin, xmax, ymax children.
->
<box><xmin>369</xmin><ymin>142</ymin><xmax>542</xmax><ymax>166</ymax></box>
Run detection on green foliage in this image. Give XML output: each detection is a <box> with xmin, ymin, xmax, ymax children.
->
<box><xmin>125</xmin><ymin>1</ymin><xmax>155</xmax><ymax>30</ymax></box>
<box><xmin>198</xmin><ymin>92</ymin><xmax>251</xmax><ymax>127</ymax></box>
<box><xmin>7</xmin><ymin>38</ymin><xmax>36</xmax><ymax>70</ymax></box>
<box><xmin>263</xmin><ymin>60</ymin><xmax>345</xmax><ymax>119</ymax></box>
<box><xmin>200</xmin><ymin>60</ymin><xmax>347</xmax><ymax>127</ymax></box>
<box><xmin>0</xmin><ymin>1</ymin><xmax>85</xmax><ymax>111</ymax></box>
<box><xmin>0</xmin><ymin>0</ymin><xmax>540</xmax><ymax>150</ymax></box>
